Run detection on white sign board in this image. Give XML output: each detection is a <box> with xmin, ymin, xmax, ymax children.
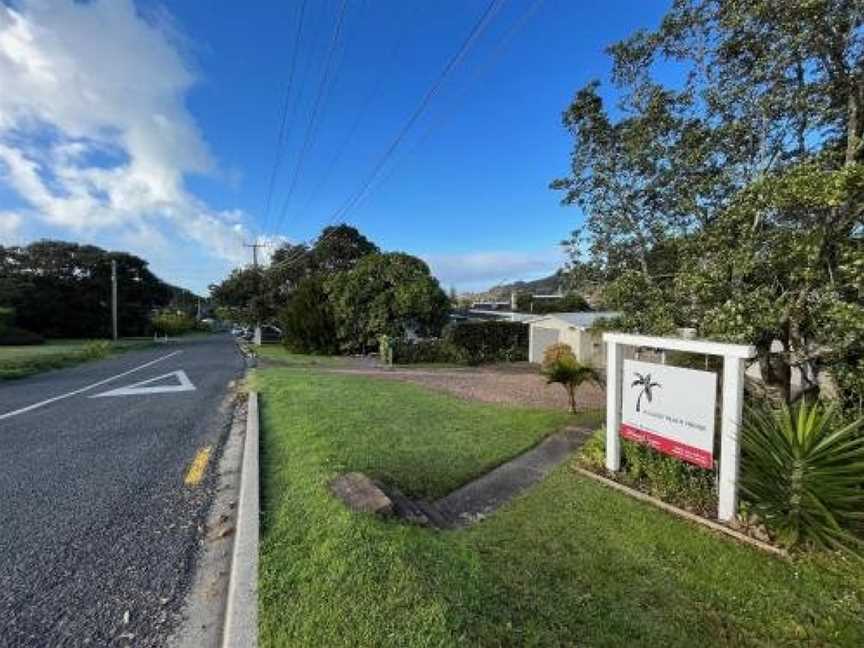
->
<box><xmin>620</xmin><ymin>359</ymin><xmax>717</xmax><ymax>468</ymax></box>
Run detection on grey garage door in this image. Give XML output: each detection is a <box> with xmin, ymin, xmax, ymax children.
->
<box><xmin>531</xmin><ymin>326</ymin><xmax>560</xmax><ymax>363</ymax></box>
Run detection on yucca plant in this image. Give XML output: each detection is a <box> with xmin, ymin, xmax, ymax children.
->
<box><xmin>740</xmin><ymin>400</ymin><xmax>864</xmax><ymax>554</ymax></box>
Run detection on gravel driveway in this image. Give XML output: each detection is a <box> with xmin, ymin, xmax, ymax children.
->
<box><xmin>329</xmin><ymin>363</ymin><xmax>605</xmax><ymax>411</ymax></box>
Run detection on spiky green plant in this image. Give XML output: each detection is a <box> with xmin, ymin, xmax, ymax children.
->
<box><xmin>740</xmin><ymin>400</ymin><xmax>864</xmax><ymax>553</ymax></box>
<box><xmin>542</xmin><ymin>354</ymin><xmax>602</xmax><ymax>414</ymax></box>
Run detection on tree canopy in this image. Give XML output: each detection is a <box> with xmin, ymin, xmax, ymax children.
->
<box><xmin>325</xmin><ymin>253</ymin><xmax>450</xmax><ymax>352</ymax></box>
<box><xmin>0</xmin><ymin>240</ymin><xmax>197</xmax><ymax>338</ymax></box>
<box><xmin>554</xmin><ymin>0</ymin><xmax>864</xmax><ymax>405</ymax></box>
<box><xmin>210</xmin><ymin>224</ymin><xmax>449</xmax><ymax>354</ymax></box>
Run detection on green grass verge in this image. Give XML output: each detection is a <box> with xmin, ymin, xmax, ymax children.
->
<box><xmin>0</xmin><ymin>338</ymin><xmax>153</xmax><ymax>379</ymax></box>
<box><xmin>253</xmin><ymin>344</ymin><xmax>357</xmax><ymax>369</ymax></box>
<box><xmin>258</xmin><ymin>369</ymin><xmax>864</xmax><ymax>647</ymax></box>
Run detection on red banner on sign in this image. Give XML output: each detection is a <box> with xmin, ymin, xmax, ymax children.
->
<box><xmin>619</xmin><ymin>423</ymin><xmax>713</xmax><ymax>469</ymax></box>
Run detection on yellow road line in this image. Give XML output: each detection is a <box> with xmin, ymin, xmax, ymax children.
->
<box><xmin>184</xmin><ymin>446</ymin><xmax>212</xmax><ymax>486</ymax></box>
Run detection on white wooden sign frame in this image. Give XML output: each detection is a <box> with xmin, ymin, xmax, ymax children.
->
<box><xmin>603</xmin><ymin>332</ymin><xmax>756</xmax><ymax>522</ymax></box>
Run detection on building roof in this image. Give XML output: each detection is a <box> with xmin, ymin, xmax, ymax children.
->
<box><xmin>531</xmin><ymin>311</ymin><xmax>621</xmax><ymax>329</ymax></box>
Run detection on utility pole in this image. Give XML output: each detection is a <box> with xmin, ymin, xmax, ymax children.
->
<box><xmin>111</xmin><ymin>259</ymin><xmax>118</xmax><ymax>341</ymax></box>
<box><xmin>244</xmin><ymin>241</ymin><xmax>265</xmax><ymax>269</ymax></box>
<box><xmin>244</xmin><ymin>241</ymin><xmax>266</xmax><ymax>346</ymax></box>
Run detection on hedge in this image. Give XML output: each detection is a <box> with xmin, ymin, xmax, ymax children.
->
<box><xmin>386</xmin><ymin>321</ymin><xmax>529</xmax><ymax>366</ymax></box>
<box><xmin>0</xmin><ymin>327</ymin><xmax>45</xmax><ymax>346</ymax></box>
<box><xmin>443</xmin><ymin>320</ymin><xmax>529</xmax><ymax>364</ymax></box>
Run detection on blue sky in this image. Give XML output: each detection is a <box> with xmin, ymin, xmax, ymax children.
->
<box><xmin>0</xmin><ymin>0</ymin><xmax>670</xmax><ymax>293</ymax></box>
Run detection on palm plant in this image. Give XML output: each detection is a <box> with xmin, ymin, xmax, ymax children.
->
<box><xmin>631</xmin><ymin>372</ymin><xmax>661</xmax><ymax>412</ymax></box>
<box><xmin>543</xmin><ymin>353</ymin><xmax>602</xmax><ymax>414</ymax></box>
<box><xmin>740</xmin><ymin>400</ymin><xmax>864</xmax><ymax>553</ymax></box>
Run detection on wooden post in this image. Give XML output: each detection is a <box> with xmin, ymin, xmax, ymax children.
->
<box><xmin>605</xmin><ymin>341</ymin><xmax>623</xmax><ymax>471</ymax></box>
<box><xmin>718</xmin><ymin>356</ymin><xmax>746</xmax><ymax>522</ymax></box>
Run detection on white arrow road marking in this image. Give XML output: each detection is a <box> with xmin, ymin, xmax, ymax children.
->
<box><xmin>0</xmin><ymin>350</ymin><xmax>183</xmax><ymax>421</ymax></box>
<box><xmin>90</xmin><ymin>370</ymin><xmax>196</xmax><ymax>398</ymax></box>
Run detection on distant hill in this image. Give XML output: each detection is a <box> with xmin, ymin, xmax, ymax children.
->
<box><xmin>467</xmin><ymin>272</ymin><xmax>564</xmax><ymax>302</ymax></box>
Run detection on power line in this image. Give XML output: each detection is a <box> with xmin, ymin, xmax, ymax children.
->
<box><xmin>348</xmin><ymin>0</ymin><xmax>548</xmax><ymax>213</ymax></box>
<box><xmin>296</xmin><ymin>0</ymin><xmax>417</xmax><ymax>216</ymax></box>
<box><xmin>271</xmin><ymin>0</ymin><xmax>351</xmax><ymax>237</ymax></box>
<box><xmin>272</xmin><ymin>0</ymin><xmax>506</xmax><ymax>271</ymax></box>
<box><xmin>260</xmin><ymin>0</ymin><xmax>309</xmax><ymax>236</ymax></box>
<box><xmin>327</xmin><ymin>0</ymin><xmax>505</xmax><ymax>225</ymax></box>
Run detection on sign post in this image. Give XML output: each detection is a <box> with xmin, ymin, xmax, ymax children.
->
<box><xmin>603</xmin><ymin>333</ymin><xmax>755</xmax><ymax>522</ymax></box>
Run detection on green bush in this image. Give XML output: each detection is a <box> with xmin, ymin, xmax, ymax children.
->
<box><xmin>741</xmin><ymin>400</ymin><xmax>864</xmax><ymax>553</ymax></box>
<box><xmin>279</xmin><ymin>277</ymin><xmax>338</xmax><ymax>354</ymax></box>
<box><xmin>81</xmin><ymin>340</ymin><xmax>112</xmax><ymax>360</ymax></box>
<box><xmin>0</xmin><ymin>327</ymin><xmax>45</xmax><ymax>346</ymax></box>
<box><xmin>575</xmin><ymin>428</ymin><xmax>607</xmax><ymax>471</ymax></box>
<box><xmin>0</xmin><ymin>307</ymin><xmax>14</xmax><ymax>337</ymax></box>
<box><xmin>390</xmin><ymin>338</ymin><xmax>458</xmax><ymax>364</ymax></box>
<box><xmin>442</xmin><ymin>320</ymin><xmax>528</xmax><ymax>365</ymax></box>
<box><xmin>621</xmin><ymin>440</ymin><xmax>717</xmax><ymax>514</ymax></box>
<box><xmin>528</xmin><ymin>292</ymin><xmax>591</xmax><ymax>314</ymax></box>
<box><xmin>575</xmin><ymin>427</ymin><xmax>716</xmax><ymax>514</ymax></box>
<box><xmin>151</xmin><ymin>311</ymin><xmax>195</xmax><ymax>336</ymax></box>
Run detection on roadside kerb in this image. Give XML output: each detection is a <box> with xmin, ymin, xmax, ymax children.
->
<box><xmin>223</xmin><ymin>391</ymin><xmax>259</xmax><ymax>647</ymax></box>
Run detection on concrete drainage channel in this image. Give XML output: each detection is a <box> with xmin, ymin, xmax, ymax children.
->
<box><xmin>330</xmin><ymin>427</ymin><xmax>593</xmax><ymax>529</ymax></box>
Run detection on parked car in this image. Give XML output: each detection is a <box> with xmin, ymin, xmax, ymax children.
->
<box><xmin>260</xmin><ymin>325</ymin><xmax>282</xmax><ymax>344</ymax></box>
<box><xmin>231</xmin><ymin>326</ymin><xmax>244</xmax><ymax>336</ymax></box>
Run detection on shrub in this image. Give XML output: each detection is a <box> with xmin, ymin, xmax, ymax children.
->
<box><xmin>541</xmin><ymin>347</ymin><xmax>602</xmax><ymax>413</ymax></box>
<box><xmin>0</xmin><ymin>307</ymin><xmax>14</xmax><ymax>337</ymax></box>
<box><xmin>529</xmin><ymin>292</ymin><xmax>591</xmax><ymax>314</ymax></box>
<box><xmin>81</xmin><ymin>340</ymin><xmax>112</xmax><ymax>360</ymax></box>
<box><xmin>151</xmin><ymin>311</ymin><xmax>196</xmax><ymax>336</ymax></box>
<box><xmin>280</xmin><ymin>277</ymin><xmax>338</xmax><ymax>354</ymax></box>
<box><xmin>390</xmin><ymin>338</ymin><xmax>458</xmax><ymax>364</ymax></box>
<box><xmin>621</xmin><ymin>440</ymin><xmax>717</xmax><ymax>514</ymax></box>
<box><xmin>442</xmin><ymin>320</ymin><xmax>528</xmax><ymax>365</ymax></box>
<box><xmin>576</xmin><ymin>428</ymin><xmax>607</xmax><ymax>471</ymax></box>
<box><xmin>740</xmin><ymin>400</ymin><xmax>864</xmax><ymax>553</ymax></box>
<box><xmin>0</xmin><ymin>327</ymin><xmax>45</xmax><ymax>346</ymax></box>
<box><xmin>542</xmin><ymin>342</ymin><xmax>577</xmax><ymax>370</ymax></box>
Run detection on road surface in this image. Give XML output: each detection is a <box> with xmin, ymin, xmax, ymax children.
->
<box><xmin>0</xmin><ymin>335</ymin><xmax>245</xmax><ymax>647</ymax></box>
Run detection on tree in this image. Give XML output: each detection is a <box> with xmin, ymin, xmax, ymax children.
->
<box><xmin>325</xmin><ymin>253</ymin><xmax>450</xmax><ymax>353</ymax></box>
<box><xmin>209</xmin><ymin>266</ymin><xmax>265</xmax><ymax>324</ymax></box>
<box><xmin>0</xmin><ymin>240</ymin><xmax>184</xmax><ymax>338</ymax></box>
<box><xmin>278</xmin><ymin>277</ymin><xmax>338</xmax><ymax>354</ymax></box>
<box><xmin>310</xmin><ymin>224</ymin><xmax>379</xmax><ymax>275</ymax></box>
<box><xmin>554</xmin><ymin>0</ymin><xmax>864</xmax><ymax>405</ymax></box>
<box><xmin>209</xmin><ymin>224</ymin><xmax>379</xmax><ymax>326</ymax></box>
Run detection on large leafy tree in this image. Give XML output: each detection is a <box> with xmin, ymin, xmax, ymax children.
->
<box><xmin>209</xmin><ymin>223</ymin><xmax>379</xmax><ymax>324</ymax></box>
<box><xmin>310</xmin><ymin>224</ymin><xmax>379</xmax><ymax>275</ymax></box>
<box><xmin>325</xmin><ymin>253</ymin><xmax>450</xmax><ymax>353</ymax></box>
<box><xmin>0</xmin><ymin>240</ymin><xmax>188</xmax><ymax>338</ymax></box>
<box><xmin>554</xmin><ymin>0</ymin><xmax>864</xmax><ymax>405</ymax></box>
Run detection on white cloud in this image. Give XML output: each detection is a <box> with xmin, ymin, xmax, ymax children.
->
<box><xmin>423</xmin><ymin>249</ymin><xmax>566</xmax><ymax>291</ymax></box>
<box><xmin>0</xmin><ymin>0</ymin><xmax>251</xmax><ymax>282</ymax></box>
<box><xmin>0</xmin><ymin>210</ymin><xmax>22</xmax><ymax>239</ymax></box>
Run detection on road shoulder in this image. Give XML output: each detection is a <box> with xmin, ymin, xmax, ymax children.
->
<box><xmin>169</xmin><ymin>386</ymin><xmax>248</xmax><ymax>648</ymax></box>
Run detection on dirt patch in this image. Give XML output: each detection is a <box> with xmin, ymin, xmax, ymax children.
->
<box><xmin>328</xmin><ymin>364</ymin><xmax>605</xmax><ymax>411</ymax></box>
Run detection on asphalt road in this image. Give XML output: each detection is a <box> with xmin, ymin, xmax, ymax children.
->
<box><xmin>0</xmin><ymin>335</ymin><xmax>245</xmax><ymax>647</ymax></box>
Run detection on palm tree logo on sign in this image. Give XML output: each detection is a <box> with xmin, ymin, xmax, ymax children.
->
<box><xmin>631</xmin><ymin>372</ymin><xmax>661</xmax><ymax>412</ymax></box>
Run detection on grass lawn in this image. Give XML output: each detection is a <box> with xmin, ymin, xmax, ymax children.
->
<box><xmin>253</xmin><ymin>344</ymin><xmax>358</xmax><ymax>369</ymax></box>
<box><xmin>257</xmin><ymin>368</ymin><xmax>864</xmax><ymax>647</ymax></box>
<box><xmin>0</xmin><ymin>338</ymin><xmax>153</xmax><ymax>379</ymax></box>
